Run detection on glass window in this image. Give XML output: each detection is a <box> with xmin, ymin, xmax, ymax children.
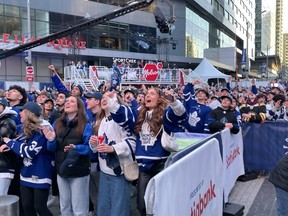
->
<box><xmin>185</xmin><ymin>7</ymin><xmax>209</xmax><ymax>58</ymax></box>
<box><xmin>0</xmin><ymin>16</ymin><xmax>4</xmax><ymax>34</ymax></box>
<box><xmin>36</xmin><ymin>10</ymin><xmax>49</xmax><ymax>22</ymax></box>
<box><xmin>21</xmin><ymin>18</ymin><xmax>27</xmax><ymax>35</ymax></box>
<box><xmin>20</xmin><ymin>7</ymin><xmax>35</xmax><ymax>19</ymax></box>
<box><xmin>230</xmin><ymin>15</ymin><xmax>233</xmax><ymax>24</ymax></box>
<box><xmin>31</xmin><ymin>20</ymin><xmax>36</xmax><ymax>38</ymax></box>
<box><xmin>220</xmin><ymin>5</ymin><xmax>224</xmax><ymax>15</ymax></box>
<box><xmin>231</xmin><ymin>1</ymin><xmax>234</xmax><ymax>10</ymax></box>
<box><xmin>49</xmin><ymin>12</ymin><xmax>63</xmax><ymax>33</ymax></box>
<box><xmin>98</xmin><ymin>0</ymin><xmax>107</xmax><ymax>4</ymax></box>
<box><xmin>225</xmin><ymin>10</ymin><xmax>229</xmax><ymax>19</ymax></box>
<box><xmin>36</xmin><ymin>21</ymin><xmax>49</xmax><ymax>37</ymax></box>
<box><xmin>214</xmin><ymin>0</ymin><xmax>219</xmax><ymax>10</ymax></box>
<box><xmin>4</xmin><ymin>5</ymin><xmax>19</xmax><ymax>17</ymax></box>
<box><xmin>20</xmin><ymin>18</ymin><xmax>36</xmax><ymax>38</ymax></box>
<box><xmin>75</xmin><ymin>16</ymin><xmax>83</xmax><ymax>25</ymax></box>
<box><xmin>0</xmin><ymin>4</ymin><xmax>4</xmax><ymax>15</ymax></box>
<box><xmin>5</xmin><ymin>17</ymin><xmax>20</xmax><ymax>35</ymax></box>
<box><xmin>63</xmin><ymin>14</ymin><xmax>75</xmax><ymax>27</ymax></box>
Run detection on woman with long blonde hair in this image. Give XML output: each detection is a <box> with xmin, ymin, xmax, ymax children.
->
<box><xmin>0</xmin><ymin>102</ymin><xmax>54</xmax><ymax>216</ymax></box>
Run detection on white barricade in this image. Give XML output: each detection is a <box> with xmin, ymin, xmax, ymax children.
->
<box><xmin>145</xmin><ymin>138</ymin><xmax>224</xmax><ymax>216</ymax></box>
<box><xmin>221</xmin><ymin>129</ymin><xmax>245</xmax><ymax>203</ymax></box>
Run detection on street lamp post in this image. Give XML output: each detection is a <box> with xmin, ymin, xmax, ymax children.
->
<box><xmin>27</xmin><ymin>0</ymin><xmax>32</xmax><ymax>65</ymax></box>
<box><xmin>266</xmin><ymin>45</ymin><xmax>269</xmax><ymax>80</ymax></box>
<box><xmin>245</xmin><ymin>21</ymin><xmax>249</xmax><ymax>80</ymax></box>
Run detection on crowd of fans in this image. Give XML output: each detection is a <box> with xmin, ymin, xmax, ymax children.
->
<box><xmin>0</xmin><ymin>64</ymin><xmax>287</xmax><ymax>216</ymax></box>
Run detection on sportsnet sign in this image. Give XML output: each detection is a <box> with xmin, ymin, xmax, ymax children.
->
<box><xmin>145</xmin><ymin>138</ymin><xmax>224</xmax><ymax>216</ymax></box>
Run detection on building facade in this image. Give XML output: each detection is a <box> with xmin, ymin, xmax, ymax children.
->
<box><xmin>275</xmin><ymin>0</ymin><xmax>283</xmax><ymax>63</ymax></box>
<box><xmin>0</xmin><ymin>0</ymin><xmax>255</xmax><ymax>83</ymax></box>
<box><xmin>255</xmin><ymin>0</ymin><xmax>276</xmax><ymax>57</ymax></box>
<box><xmin>283</xmin><ymin>33</ymin><xmax>288</xmax><ymax>67</ymax></box>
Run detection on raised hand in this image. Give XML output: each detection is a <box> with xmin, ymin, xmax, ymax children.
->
<box><xmin>42</xmin><ymin>126</ymin><xmax>56</xmax><ymax>142</ymax></box>
<box><xmin>192</xmin><ymin>80</ymin><xmax>201</xmax><ymax>85</ymax></box>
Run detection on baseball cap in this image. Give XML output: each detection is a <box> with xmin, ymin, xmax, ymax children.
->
<box><xmin>221</xmin><ymin>94</ymin><xmax>233</xmax><ymax>103</ymax></box>
<box><xmin>84</xmin><ymin>92</ymin><xmax>103</xmax><ymax>100</ymax></box>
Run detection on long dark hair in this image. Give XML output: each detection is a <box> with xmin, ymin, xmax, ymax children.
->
<box><xmin>55</xmin><ymin>96</ymin><xmax>86</xmax><ymax>137</ymax></box>
<box><xmin>135</xmin><ymin>87</ymin><xmax>167</xmax><ymax>136</ymax></box>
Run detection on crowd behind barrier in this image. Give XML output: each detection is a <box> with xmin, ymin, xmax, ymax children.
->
<box><xmin>145</xmin><ymin>120</ymin><xmax>288</xmax><ymax>215</ymax></box>
<box><xmin>2</xmin><ymin>62</ymin><xmax>288</xmax><ymax>215</ymax></box>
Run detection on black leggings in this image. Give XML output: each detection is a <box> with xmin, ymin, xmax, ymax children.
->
<box><xmin>137</xmin><ymin>160</ymin><xmax>166</xmax><ymax>216</ymax></box>
<box><xmin>20</xmin><ymin>185</ymin><xmax>52</xmax><ymax>216</ymax></box>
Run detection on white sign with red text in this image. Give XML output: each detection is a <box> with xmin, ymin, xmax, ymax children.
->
<box><xmin>221</xmin><ymin>128</ymin><xmax>245</xmax><ymax>203</ymax></box>
<box><xmin>26</xmin><ymin>66</ymin><xmax>34</xmax><ymax>82</ymax></box>
<box><xmin>145</xmin><ymin>138</ymin><xmax>224</xmax><ymax>216</ymax></box>
<box><xmin>143</xmin><ymin>63</ymin><xmax>159</xmax><ymax>82</ymax></box>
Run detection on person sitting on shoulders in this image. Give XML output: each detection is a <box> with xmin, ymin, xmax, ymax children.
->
<box><xmin>182</xmin><ymin>80</ymin><xmax>211</xmax><ymax>133</ymax></box>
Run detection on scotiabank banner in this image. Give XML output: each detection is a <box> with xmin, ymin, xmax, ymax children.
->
<box><xmin>145</xmin><ymin>138</ymin><xmax>223</xmax><ymax>216</ymax></box>
<box><xmin>221</xmin><ymin>129</ymin><xmax>245</xmax><ymax>203</ymax></box>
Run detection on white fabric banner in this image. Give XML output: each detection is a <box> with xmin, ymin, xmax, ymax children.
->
<box><xmin>221</xmin><ymin>128</ymin><xmax>245</xmax><ymax>203</ymax></box>
<box><xmin>145</xmin><ymin>138</ymin><xmax>224</xmax><ymax>216</ymax></box>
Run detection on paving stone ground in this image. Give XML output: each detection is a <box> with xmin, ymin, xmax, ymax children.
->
<box><xmin>228</xmin><ymin>176</ymin><xmax>277</xmax><ymax>216</ymax></box>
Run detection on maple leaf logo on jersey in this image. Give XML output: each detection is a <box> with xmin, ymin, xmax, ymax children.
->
<box><xmin>23</xmin><ymin>158</ymin><xmax>33</xmax><ymax>167</ymax></box>
<box><xmin>188</xmin><ymin>111</ymin><xmax>200</xmax><ymax>127</ymax></box>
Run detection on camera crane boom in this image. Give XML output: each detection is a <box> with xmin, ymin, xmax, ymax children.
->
<box><xmin>0</xmin><ymin>0</ymin><xmax>154</xmax><ymax>60</ymax></box>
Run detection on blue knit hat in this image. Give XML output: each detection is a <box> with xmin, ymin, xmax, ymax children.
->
<box><xmin>71</xmin><ymin>84</ymin><xmax>84</xmax><ymax>96</ymax></box>
<box><xmin>23</xmin><ymin>102</ymin><xmax>42</xmax><ymax>117</ymax></box>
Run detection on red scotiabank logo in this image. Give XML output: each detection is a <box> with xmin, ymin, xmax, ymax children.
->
<box><xmin>143</xmin><ymin>64</ymin><xmax>159</xmax><ymax>82</ymax></box>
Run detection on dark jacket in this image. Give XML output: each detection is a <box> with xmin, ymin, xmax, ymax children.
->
<box><xmin>48</xmin><ymin>117</ymin><xmax>92</xmax><ymax>178</ymax></box>
<box><xmin>239</xmin><ymin>102</ymin><xmax>266</xmax><ymax>123</ymax></box>
<box><xmin>49</xmin><ymin>108</ymin><xmax>64</xmax><ymax>125</ymax></box>
<box><xmin>0</xmin><ymin>107</ymin><xmax>17</xmax><ymax>172</ymax></box>
<box><xmin>208</xmin><ymin>106</ymin><xmax>239</xmax><ymax>134</ymax></box>
<box><xmin>269</xmin><ymin>155</ymin><xmax>288</xmax><ymax>192</ymax></box>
